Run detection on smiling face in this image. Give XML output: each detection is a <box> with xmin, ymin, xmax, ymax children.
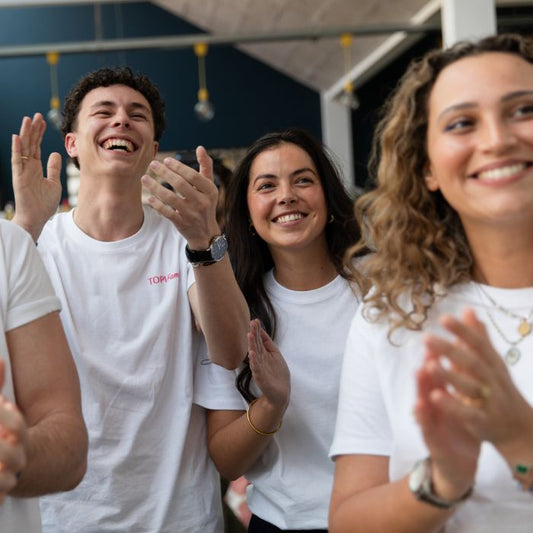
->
<box><xmin>425</xmin><ymin>52</ymin><xmax>533</xmax><ymax>233</ymax></box>
<box><xmin>65</xmin><ymin>84</ymin><xmax>158</xmax><ymax>179</ymax></box>
<box><xmin>246</xmin><ymin>142</ymin><xmax>329</xmax><ymax>256</ymax></box>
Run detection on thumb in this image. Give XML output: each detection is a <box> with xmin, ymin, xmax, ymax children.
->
<box><xmin>196</xmin><ymin>145</ymin><xmax>213</xmax><ymax>181</ymax></box>
<box><xmin>46</xmin><ymin>152</ymin><xmax>62</xmax><ymax>184</ymax></box>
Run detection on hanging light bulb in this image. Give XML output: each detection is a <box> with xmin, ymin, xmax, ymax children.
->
<box><xmin>194</xmin><ymin>43</ymin><xmax>215</xmax><ymax>122</ymax></box>
<box><xmin>338</xmin><ymin>34</ymin><xmax>359</xmax><ymax>111</ymax></box>
<box><xmin>46</xmin><ymin>51</ymin><xmax>63</xmax><ymax>130</ymax></box>
<box><xmin>338</xmin><ymin>80</ymin><xmax>360</xmax><ymax>110</ymax></box>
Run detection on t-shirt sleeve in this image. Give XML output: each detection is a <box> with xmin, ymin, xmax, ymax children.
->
<box><xmin>329</xmin><ymin>306</ymin><xmax>393</xmax><ymax>459</ymax></box>
<box><xmin>2</xmin><ymin>221</ymin><xmax>60</xmax><ymax>332</ymax></box>
<box><xmin>193</xmin><ymin>337</ymin><xmax>246</xmax><ymax>411</ymax></box>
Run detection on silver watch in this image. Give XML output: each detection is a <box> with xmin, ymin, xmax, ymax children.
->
<box><xmin>408</xmin><ymin>457</ymin><xmax>473</xmax><ymax>509</ymax></box>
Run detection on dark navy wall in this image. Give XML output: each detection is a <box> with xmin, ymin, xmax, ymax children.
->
<box><xmin>0</xmin><ymin>2</ymin><xmax>321</xmax><ymax>206</ymax></box>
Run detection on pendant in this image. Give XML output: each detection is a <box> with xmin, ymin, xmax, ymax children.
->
<box><xmin>518</xmin><ymin>320</ymin><xmax>532</xmax><ymax>338</ymax></box>
<box><xmin>505</xmin><ymin>346</ymin><xmax>521</xmax><ymax>365</ymax></box>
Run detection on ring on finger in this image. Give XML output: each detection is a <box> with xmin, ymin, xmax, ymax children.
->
<box><xmin>20</xmin><ymin>155</ymin><xmax>29</xmax><ymax>160</ymax></box>
<box><xmin>479</xmin><ymin>384</ymin><xmax>491</xmax><ymax>400</ymax></box>
<box><xmin>175</xmin><ymin>191</ymin><xmax>186</xmax><ymax>200</ymax></box>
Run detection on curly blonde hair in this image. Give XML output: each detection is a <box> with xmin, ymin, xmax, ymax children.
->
<box><xmin>348</xmin><ymin>33</ymin><xmax>533</xmax><ymax>334</ymax></box>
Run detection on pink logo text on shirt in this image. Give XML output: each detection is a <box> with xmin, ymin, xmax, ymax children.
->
<box><xmin>148</xmin><ymin>272</ymin><xmax>180</xmax><ymax>285</ymax></box>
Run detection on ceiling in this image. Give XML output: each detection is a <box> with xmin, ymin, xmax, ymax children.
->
<box><xmin>0</xmin><ymin>0</ymin><xmax>531</xmax><ymax>95</ymax></box>
<box><xmin>152</xmin><ymin>0</ymin><xmax>532</xmax><ymax>95</ymax></box>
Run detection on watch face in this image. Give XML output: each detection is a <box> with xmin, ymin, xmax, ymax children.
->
<box><xmin>408</xmin><ymin>459</ymin><xmax>427</xmax><ymax>492</ymax></box>
<box><xmin>210</xmin><ymin>235</ymin><xmax>228</xmax><ymax>261</ymax></box>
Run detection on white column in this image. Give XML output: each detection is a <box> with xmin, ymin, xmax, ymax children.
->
<box><xmin>320</xmin><ymin>94</ymin><xmax>356</xmax><ymax>197</ymax></box>
<box><xmin>441</xmin><ymin>0</ymin><xmax>496</xmax><ymax>47</ymax></box>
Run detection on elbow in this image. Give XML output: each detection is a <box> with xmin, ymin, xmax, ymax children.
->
<box><xmin>215</xmin><ymin>462</ymin><xmax>245</xmax><ymax>482</ymax></box>
<box><xmin>62</xmin><ymin>426</ymin><xmax>89</xmax><ymax>491</ymax></box>
<box><xmin>63</xmin><ymin>456</ymin><xmax>87</xmax><ymax>491</ymax></box>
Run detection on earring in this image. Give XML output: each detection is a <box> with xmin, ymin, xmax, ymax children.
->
<box><xmin>328</xmin><ymin>214</ymin><xmax>335</xmax><ymax>224</ymax></box>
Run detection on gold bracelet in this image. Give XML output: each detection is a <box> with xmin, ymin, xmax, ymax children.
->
<box><xmin>246</xmin><ymin>398</ymin><xmax>283</xmax><ymax>437</ymax></box>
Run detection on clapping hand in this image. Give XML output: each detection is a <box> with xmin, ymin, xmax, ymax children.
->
<box><xmin>248</xmin><ymin>319</ymin><xmax>290</xmax><ymax>412</ymax></box>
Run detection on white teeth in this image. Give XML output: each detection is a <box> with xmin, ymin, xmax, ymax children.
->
<box><xmin>276</xmin><ymin>213</ymin><xmax>303</xmax><ymax>224</ymax></box>
<box><xmin>477</xmin><ymin>163</ymin><xmax>527</xmax><ymax>180</ymax></box>
<box><xmin>102</xmin><ymin>138</ymin><xmax>134</xmax><ymax>153</ymax></box>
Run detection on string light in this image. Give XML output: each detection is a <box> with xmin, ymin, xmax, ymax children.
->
<box><xmin>194</xmin><ymin>42</ymin><xmax>215</xmax><ymax>121</ymax></box>
<box><xmin>46</xmin><ymin>51</ymin><xmax>62</xmax><ymax>130</ymax></box>
<box><xmin>338</xmin><ymin>33</ymin><xmax>359</xmax><ymax>110</ymax></box>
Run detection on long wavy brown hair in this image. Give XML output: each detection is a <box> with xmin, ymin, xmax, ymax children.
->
<box><xmin>347</xmin><ymin>33</ymin><xmax>533</xmax><ymax>334</ymax></box>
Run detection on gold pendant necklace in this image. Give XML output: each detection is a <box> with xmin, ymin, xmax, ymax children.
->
<box><xmin>476</xmin><ymin>284</ymin><xmax>533</xmax><ymax>365</ymax></box>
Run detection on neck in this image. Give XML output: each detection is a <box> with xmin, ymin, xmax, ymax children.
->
<box><xmin>466</xmin><ymin>225</ymin><xmax>533</xmax><ymax>288</ymax></box>
<box><xmin>74</xmin><ymin>179</ymin><xmax>144</xmax><ymax>241</ymax></box>
<box><xmin>270</xmin><ymin>245</ymin><xmax>338</xmax><ymax>291</ymax></box>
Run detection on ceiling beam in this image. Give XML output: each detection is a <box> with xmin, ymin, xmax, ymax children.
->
<box><xmin>0</xmin><ymin>22</ymin><xmax>443</xmax><ymax>58</ymax></box>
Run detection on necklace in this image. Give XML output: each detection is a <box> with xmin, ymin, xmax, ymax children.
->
<box><xmin>476</xmin><ymin>283</ymin><xmax>533</xmax><ymax>365</ymax></box>
<box><xmin>484</xmin><ymin>310</ymin><xmax>524</xmax><ymax>365</ymax></box>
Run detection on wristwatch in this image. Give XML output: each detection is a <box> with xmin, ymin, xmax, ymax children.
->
<box><xmin>185</xmin><ymin>234</ymin><xmax>228</xmax><ymax>267</ymax></box>
<box><xmin>408</xmin><ymin>457</ymin><xmax>473</xmax><ymax>509</ymax></box>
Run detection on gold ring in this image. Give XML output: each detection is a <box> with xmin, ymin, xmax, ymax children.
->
<box><xmin>20</xmin><ymin>155</ymin><xmax>29</xmax><ymax>160</ymax></box>
<box><xmin>479</xmin><ymin>384</ymin><xmax>491</xmax><ymax>400</ymax></box>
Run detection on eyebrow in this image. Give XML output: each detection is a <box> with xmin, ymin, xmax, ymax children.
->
<box><xmin>437</xmin><ymin>90</ymin><xmax>533</xmax><ymax>122</ymax></box>
<box><xmin>251</xmin><ymin>167</ymin><xmax>317</xmax><ymax>186</ymax></box>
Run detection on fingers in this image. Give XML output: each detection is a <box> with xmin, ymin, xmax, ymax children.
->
<box><xmin>439</xmin><ymin>309</ymin><xmax>502</xmax><ymax>370</ymax></box>
<box><xmin>196</xmin><ymin>145</ymin><xmax>214</xmax><ymax>182</ymax></box>
<box><xmin>47</xmin><ymin>152</ymin><xmax>62</xmax><ymax>184</ymax></box>
<box><xmin>148</xmin><ymin>157</ymin><xmax>214</xmax><ymax>195</ymax></box>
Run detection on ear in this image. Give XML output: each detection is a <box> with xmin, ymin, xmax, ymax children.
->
<box><xmin>65</xmin><ymin>132</ymin><xmax>78</xmax><ymax>158</ymax></box>
<box><xmin>152</xmin><ymin>141</ymin><xmax>159</xmax><ymax>158</ymax></box>
<box><xmin>424</xmin><ymin>165</ymin><xmax>439</xmax><ymax>192</ymax></box>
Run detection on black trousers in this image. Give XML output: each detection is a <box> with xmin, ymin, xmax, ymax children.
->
<box><xmin>248</xmin><ymin>514</ymin><xmax>327</xmax><ymax>533</ymax></box>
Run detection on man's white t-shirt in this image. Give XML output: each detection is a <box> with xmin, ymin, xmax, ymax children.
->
<box><xmin>38</xmin><ymin>206</ymin><xmax>239</xmax><ymax>533</ymax></box>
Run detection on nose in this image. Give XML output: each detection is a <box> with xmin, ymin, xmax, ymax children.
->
<box><xmin>278</xmin><ymin>183</ymin><xmax>296</xmax><ymax>205</ymax></box>
<box><xmin>479</xmin><ymin>117</ymin><xmax>517</xmax><ymax>154</ymax></box>
<box><xmin>112</xmin><ymin>108</ymin><xmax>130</xmax><ymax>129</ymax></box>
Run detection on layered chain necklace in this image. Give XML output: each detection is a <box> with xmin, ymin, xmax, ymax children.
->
<box><xmin>476</xmin><ymin>284</ymin><xmax>533</xmax><ymax>365</ymax></box>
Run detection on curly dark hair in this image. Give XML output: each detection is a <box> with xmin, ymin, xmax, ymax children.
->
<box><xmin>225</xmin><ymin>128</ymin><xmax>367</xmax><ymax>401</ymax></box>
<box><xmin>61</xmin><ymin>67</ymin><xmax>166</xmax><ymax>167</ymax></box>
<box><xmin>347</xmin><ymin>33</ymin><xmax>533</xmax><ymax>335</ymax></box>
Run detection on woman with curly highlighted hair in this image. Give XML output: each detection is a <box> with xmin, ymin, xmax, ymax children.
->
<box><xmin>330</xmin><ymin>34</ymin><xmax>533</xmax><ymax>532</ymax></box>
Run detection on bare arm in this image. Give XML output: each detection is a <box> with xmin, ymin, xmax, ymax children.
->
<box><xmin>207</xmin><ymin>320</ymin><xmax>290</xmax><ymax>479</ymax></box>
<box><xmin>11</xmin><ymin>113</ymin><xmax>63</xmax><ymax>241</ymax></box>
<box><xmin>6</xmin><ymin>311</ymin><xmax>87</xmax><ymax>497</ymax></box>
<box><xmin>141</xmin><ymin>146</ymin><xmax>249</xmax><ymax>369</ymax></box>
<box><xmin>329</xmin><ymin>455</ymin><xmax>456</xmax><ymax>533</ymax></box>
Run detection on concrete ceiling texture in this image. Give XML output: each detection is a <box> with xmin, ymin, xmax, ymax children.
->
<box><xmin>153</xmin><ymin>0</ymin><xmax>533</xmax><ymax>96</ymax></box>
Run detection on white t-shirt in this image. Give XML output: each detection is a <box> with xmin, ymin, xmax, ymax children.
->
<box><xmin>212</xmin><ymin>270</ymin><xmax>360</xmax><ymax>529</ymax></box>
<box><xmin>0</xmin><ymin>220</ymin><xmax>61</xmax><ymax>533</ymax></box>
<box><xmin>37</xmin><ymin>206</ymin><xmax>237</xmax><ymax>533</ymax></box>
<box><xmin>331</xmin><ymin>282</ymin><xmax>533</xmax><ymax>532</ymax></box>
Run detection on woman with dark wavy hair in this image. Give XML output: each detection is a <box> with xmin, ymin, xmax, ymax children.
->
<box><xmin>330</xmin><ymin>34</ymin><xmax>533</xmax><ymax>532</ymax></box>
<box><xmin>206</xmin><ymin>128</ymin><xmax>366</xmax><ymax>532</ymax></box>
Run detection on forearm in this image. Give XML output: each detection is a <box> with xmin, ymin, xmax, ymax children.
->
<box><xmin>208</xmin><ymin>399</ymin><xmax>284</xmax><ymax>480</ymax></box>
<box><xmin>330</xmin><ymin>477</ymin><xmax>455</xmax><ymax>533</ymax></box>
<box><xmin>10</xmin><ymin>410</ymin><xmax>87</xmax><ymax>497</ymax></box>
<box><xmin>193</xmin><ymin>255</ymin><xmax>249</xmax><ymax>369</ymax></box>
